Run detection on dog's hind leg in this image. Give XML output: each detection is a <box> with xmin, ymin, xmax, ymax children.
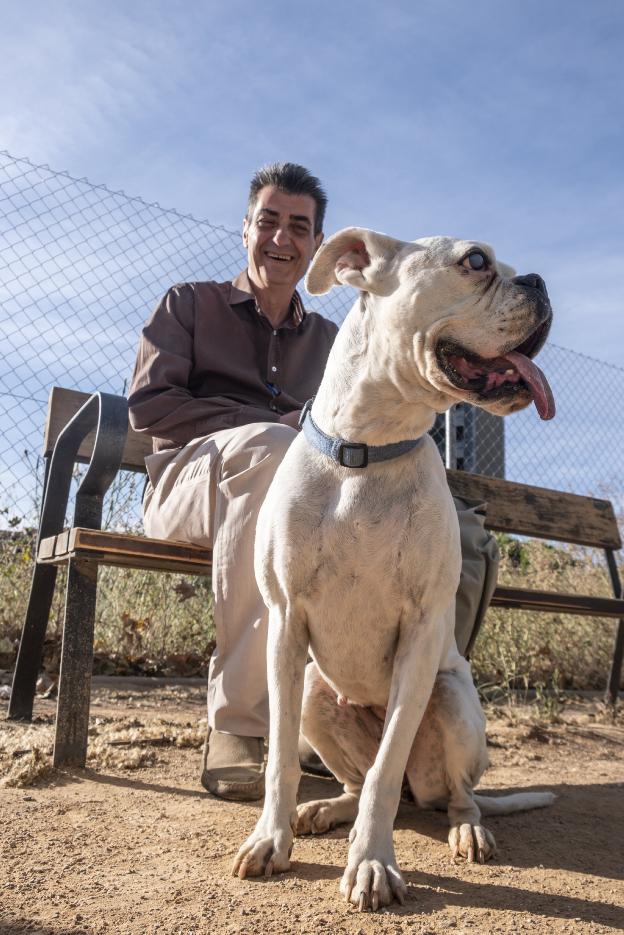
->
<box><xmin>408</xmin><ymin>659</ymin><xmax>555</xmax><ymax>862</ymax></box>
<box><xmin>295</xmin><ymin>662</ymin><xmax>382</xmax><ymax>836</ymax></box>
<box><xmin>406</xmin><ymin>661</ymin><xmax>496</xmax><ymax>863</ymax></box>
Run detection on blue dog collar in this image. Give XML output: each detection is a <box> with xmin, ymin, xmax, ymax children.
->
<box><xmin>299</xmin><ymin>398</ymin><xmax>424</xmax><ymax>469</ymax></box>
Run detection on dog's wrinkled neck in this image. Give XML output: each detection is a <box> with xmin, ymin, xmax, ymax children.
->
<box><xmin>313</xmin><ymin>295</ymin><xmax>450</xmax><ymax>446</ymax></box>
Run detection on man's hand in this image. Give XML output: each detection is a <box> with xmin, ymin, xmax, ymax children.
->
<box><xmin>279</xmin><ymin>410</ymin><xmax>302</xmax><ymax>430</ymax></box>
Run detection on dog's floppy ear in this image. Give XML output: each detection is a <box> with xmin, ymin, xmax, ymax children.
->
<box><xmin>306</xmin><ymin>227</ymin><xmax>405</xmax><ymax>295</ymax></box>
<box><xmin>497</xmin><ymin>260</ymin><xmax>517</xmax><ymax>279</ymax></box>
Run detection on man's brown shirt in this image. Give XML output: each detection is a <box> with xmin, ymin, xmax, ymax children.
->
<box><xmin>128</xmin><ymin>271</ymin><xmax>339</xmax><ymax>453</ymax></box>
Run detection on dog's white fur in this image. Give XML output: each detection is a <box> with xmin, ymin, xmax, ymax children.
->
<box><xmin>233</xmin><ymin>229</ymin><xmax>555</xmax><ymax>910</ymax></box>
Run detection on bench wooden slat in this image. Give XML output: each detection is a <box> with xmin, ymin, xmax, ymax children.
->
<box><xmin>69</xmin><ymin>528</ymin><xmax>212</xmax><ymax>564</ymax></box>
<box><xmin>447</xmin><ymin>469</ymin><xmax>621</xmax><ymax>549</ymax></box>
<box><xmin>43</xmin><ymin>387</ymin><xmax>152</xmax><ymax>470</ymax></box>
<box><xmin>38</xmin><ymin>534</ymin><xmax>59</xmax><ymax>561</ymax></box>
<box><xmin>59</xmin><ymin>550</ymin><xmax>212</xmax><ymax>576</ymax></box>
<box><xmin>38</xmin><ymin>528</ymin><xmax>212</xmax><ymax>575</ymax></box>
<box><xmin>491</xmin><ymin>585</ymin><xmax>624</xmax><ymax>619</ymax></box>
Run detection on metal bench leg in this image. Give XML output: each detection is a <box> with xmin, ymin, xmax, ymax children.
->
<box><xmin>605</xmin><ymin>549</ymin><xmax>623</xmax><ymax>706</ymax></box>
<box><xmin>606</xmin><ymin>618</ymin><xmax>624</xmax><ymax>706</ymax></box>
<box><xmin>8</xmin><ymin>563</ymin><xmax>58</xmax><ymax>721</ymax></box>
<box><xmin>53</xmin><ymin>558</ymin><xmax>98</xmax><ymax>767</ymax></box>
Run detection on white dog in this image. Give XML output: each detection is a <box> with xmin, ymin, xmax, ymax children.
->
<box><xmin>233</xmin><ymin>228</ymin><xmax>556</xmax><ymax>910</ymax></box>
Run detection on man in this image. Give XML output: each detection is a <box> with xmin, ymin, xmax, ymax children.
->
<box><xmin>129</xmin><ymin>162</ymin><xmax>500</xmax><ymax>805</ymax></box>
<box><xmin>128</xmin><ymin>163</ymin><xmax>338</xmax><ymax>802</ymax></box>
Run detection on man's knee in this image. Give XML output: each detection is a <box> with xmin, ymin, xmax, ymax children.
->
<box><xmin>219</xmin><ymin>421</ymin><xmax>297</xmax><ymax>479</ymax></box>
<box><xmin>251</xmin><ymin>421</ymin><xmax>298</xmax><ymax>455</ymax></box>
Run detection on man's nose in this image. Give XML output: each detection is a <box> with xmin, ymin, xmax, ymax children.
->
<box><xmin>273</xmin><ymin>226</ymin><xmax>291</xmax><ymax>246</ymax></box>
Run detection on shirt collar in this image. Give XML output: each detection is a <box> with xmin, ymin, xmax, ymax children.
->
<box><xmin>229</xmin><ymin>270</ymin><xmax>305</xmax><ymax>329</ymax></box>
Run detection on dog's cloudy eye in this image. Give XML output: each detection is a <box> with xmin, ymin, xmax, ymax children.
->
<box><xmin>462</xmin><ymin>252</ymin><xmax>488</xmax><ymax>271</ymax></box>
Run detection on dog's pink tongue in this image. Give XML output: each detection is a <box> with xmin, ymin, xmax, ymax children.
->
<box><xmin>503</xmin><ymin>351</ymin><xmax>556</xmax><ymax>420</ymax></box>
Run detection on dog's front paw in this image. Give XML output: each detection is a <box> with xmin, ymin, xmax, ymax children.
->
<box><xmin>340</xmin><ymin>836</ymin><xmax>407</xmax><ymax>911</ymax></box>
<box><xmin>233</xmin><ymin>825</ymin><xmax>293</xmax><ymax>879</ymax></box>
<box><xmin>448</xmin><ymin>823</ymin><xmax>496</xmax><ymax>863</ymax></box>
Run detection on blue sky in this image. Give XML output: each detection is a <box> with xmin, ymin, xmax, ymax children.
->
<box><xmin>1</xmin><ymin>0</ymin><xmax>623</xmax><ymax>364</ymax></box>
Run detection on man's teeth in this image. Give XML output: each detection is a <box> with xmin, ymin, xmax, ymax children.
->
<box><xmin>266</xmin><ymin>253</ymin><xmax>291</xmax><ymax>261</ymax></box>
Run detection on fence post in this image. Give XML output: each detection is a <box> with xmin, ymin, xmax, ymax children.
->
<box><xmin>445</xmin><ymin>406</ymin><xmax>457</xmax><ymax>470</ymax></box>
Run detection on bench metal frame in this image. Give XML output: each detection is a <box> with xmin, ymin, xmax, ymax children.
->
<box><xmin>9</xmin><ymin>393</ymin><xmax>128</xmax><ymax>765</ymax></box>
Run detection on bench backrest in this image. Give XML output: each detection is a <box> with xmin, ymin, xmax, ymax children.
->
<box><xmin>44</xmin><ymin>387</ymin><xmax>621</xmax><ymax>551</ymax></box>
<box><xmin>447</xmin><ymin>469</ymin><xmax>620</xmax><ymax>549</ymax></box>
<box><xmin>44</xmin><ymin>387</ymin><xmax>151</xmax><ymax>472</ymax></box>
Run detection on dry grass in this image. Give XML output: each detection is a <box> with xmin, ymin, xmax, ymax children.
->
<box><xmin>0</xmin><ymin>530</ymin><xmax>215</xmax><ymax>674</ymax></box>
<box><xmin>0</xmin><ymin>701</ymin><xmax>206</xmax><ymax>787</ymax></box>
<box><xmin>472</xmin><ymin>536</ymin><xmax>620</xmax><ymax>695</ymax></box>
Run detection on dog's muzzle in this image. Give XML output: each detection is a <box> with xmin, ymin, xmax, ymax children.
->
<box><xmin>435</xmin><ymin>273</ymin><xmax>555</xmax><ymax>420</ymax></box>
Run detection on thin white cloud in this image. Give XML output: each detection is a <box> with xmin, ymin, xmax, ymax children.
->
<box><xmin>0</xmin><ymin>4</ymin><xmax>180</xmax><ymax>167</ymax></box>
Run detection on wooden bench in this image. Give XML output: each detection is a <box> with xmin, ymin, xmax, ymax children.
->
<box><xmin>7</xmin><ymin>387</ymin><xmax>624</xmax><ymax>769</ymax></box>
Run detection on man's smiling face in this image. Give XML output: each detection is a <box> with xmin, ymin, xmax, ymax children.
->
<box><xmin>243</xmin><ymin>186</ymin><xmax>323</xmax><ymax>293</ymax></box>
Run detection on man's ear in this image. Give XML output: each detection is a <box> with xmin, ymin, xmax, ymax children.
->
<box><xmin>305</xmin><ymin>227</ymin><xmax>406</xmax><ymax>295</ymax></box>
<box><xmin>242</xmin><ymin>216</ymin><xmax>249</xmax><ymax>248</ymax></box>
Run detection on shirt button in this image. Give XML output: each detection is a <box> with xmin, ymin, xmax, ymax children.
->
<box><xmin>271</xmin><ymin>366</ymin><xmax>277</xmax><ymax>373</ymax></box>
<box><xmin>273</xmin><ymin>330</ymin><xmax>278</xmax><ymax>336</ymax></box>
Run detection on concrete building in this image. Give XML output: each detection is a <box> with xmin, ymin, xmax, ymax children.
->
<box><xmin>430</xmin><ymin>404</ymin><xmax>505</xmax><ymax>477</ymax></box>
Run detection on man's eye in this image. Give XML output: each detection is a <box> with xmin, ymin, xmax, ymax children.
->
<box><xmin>257</xmin><ymin>218</ymin><xmax>275</xmax><ymax>228</ymax></box>
<box><xmin>292</xmin><ymin>226</ymin><xmax>309</xmax><ymax>236</ymax></box>
<box><xmin>461</xmin><ymin>252</ymin><xmax>488</xmax><ymax>271</ymax></box>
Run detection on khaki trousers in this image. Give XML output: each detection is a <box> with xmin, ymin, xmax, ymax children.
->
<box><xmin>143</xmin><ymin>421</ymin><xmax>297</xmax><ymax>738</ymax></box>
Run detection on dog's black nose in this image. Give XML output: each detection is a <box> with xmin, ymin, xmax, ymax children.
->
<box><xmin>512</xmin><ymin>273</ymin><xmax>548</xmax><ymax>296</ymax></box>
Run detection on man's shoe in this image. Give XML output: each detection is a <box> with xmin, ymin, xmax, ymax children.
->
<box><xmin>298</xmin><ymin>735</ymin><xmax>333</xmax><ymax>778</ymax></box>
<box><xmin>201</xmin><ymin>729</ymin><xmax>265</xmax><ymax>801</ymax></box>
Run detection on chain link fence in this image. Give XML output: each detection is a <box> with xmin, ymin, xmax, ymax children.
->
<box><xmin>1</xmin><ymin>150</ymin><xmax>623</xmax><ymax>531</ymax></box>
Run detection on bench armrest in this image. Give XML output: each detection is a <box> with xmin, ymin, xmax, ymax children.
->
<box><xmin>37</xmin><ymin>392</ymin><xmax>129</xmax><ymax>548</ymax></box>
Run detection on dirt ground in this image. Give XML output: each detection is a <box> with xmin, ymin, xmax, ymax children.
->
<box><xmin>1</xmin><ymin>678</ymin><xmax>623</xmax><ymax>935</ymax></box>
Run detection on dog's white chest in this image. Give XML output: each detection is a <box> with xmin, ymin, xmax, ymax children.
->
<box><xmin>257</xmin><ymin>440</ymin><xmax>460</xmax><ymax>708</ymax></box>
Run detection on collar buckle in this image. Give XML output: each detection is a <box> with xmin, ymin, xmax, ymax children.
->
<box><xmin>299</xmin><ymin>397</ymin><xmax>423</xmax><ymax>469</ymax></box>
<box><xmin>338</xmin><ymin>442</ymin><xmax>368</xmax><ymax>469</ymax></box>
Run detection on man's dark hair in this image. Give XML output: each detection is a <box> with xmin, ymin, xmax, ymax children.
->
<box><xmin>247</xmin><ymin>162</ymin><xmax>327</xmax><ymax>236</ymax></box>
